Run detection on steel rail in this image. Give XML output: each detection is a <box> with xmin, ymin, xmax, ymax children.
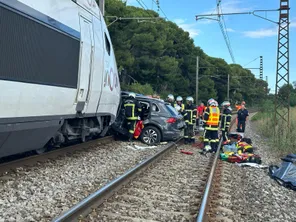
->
<box><xmin>52</xmin><ymin>138</ymin><xmax>182</xmax><ymax>222</ymax></box>
<box><xmin>196</xmin><ymin>138</ymin><xmax>223</xmax><ymax>222</ymax></box>
<box><xmin>0</xmin><ymin>136</ymin><xmax>114</xmax><ymax>175</ymax></box>
<box><xmin>196</xmin><ymin>111</ymin><xmax>255</xmax><ymax>221</ymax></box>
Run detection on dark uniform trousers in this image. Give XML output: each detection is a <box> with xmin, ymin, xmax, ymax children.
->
<box><xmin>203</xmin><ymin>127</ymin><xmax>219</xmax><ymax>152</ymax></box>
<box><xmin>184</xmin><ymin>103</ymin><xmax>197</xmax><ymax>144</ymax></box>
<box><xmin>237</xmin><ymin>120</ymin><xmax>246</xmax><ymax>132</ymax></box>
<box><xmin>221</xmin><ymin>109</ymin><xmax>232</xmax><ymax>142</ymax></box>
<box><xmin>127</xmin><ymin>120</ymin><xmax>137</xmax><ymax>140</ymax></box>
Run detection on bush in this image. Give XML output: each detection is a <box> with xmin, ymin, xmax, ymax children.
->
<box><xmin>253</xmin><ymin>107</ymin><xmax>296</xmax><ymax>156</ymax></box>
<box><xmin>121</xmin><ymin>82</ymin><xmax>154</xmax><ymax>95</ymax></box>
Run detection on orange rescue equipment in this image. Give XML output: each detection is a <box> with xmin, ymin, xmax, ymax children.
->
<box><xmin>206</xmin><ymin>107</ymin><xmax>220</xmax><ymax>126</ymax></box>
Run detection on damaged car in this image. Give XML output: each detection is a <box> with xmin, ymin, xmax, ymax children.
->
<box><xmin>111</xmin><ymin>91</ymin><xmax>185</xmax><ymax>145</ymax></box>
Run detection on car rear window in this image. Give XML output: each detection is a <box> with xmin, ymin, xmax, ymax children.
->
<box><xmin>165</xmin><ymin>104</ymin><xmax>178</xmax><ymax>117</ymax></box>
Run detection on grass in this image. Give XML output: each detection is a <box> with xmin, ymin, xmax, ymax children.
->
<box><xmin>251</xmin><ymin>107</ymin><xmax>296</xmax><ymax>156</ymax></box>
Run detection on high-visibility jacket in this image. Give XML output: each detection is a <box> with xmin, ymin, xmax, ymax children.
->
<box><xmin>203</xmin><ymin>106</ymin><xmax>220</xmax><ymax>130</ymax></box>
<box><xmin>221</xmin><ymin>108</ymin><xmax>232</xmax><ymax>130</ymax></box>
<box><xmin>183</xmin><ymin>103</ymin><xmax>197</xmax><ymax>125</ymax></box>
<box><xmin>174</xmin><ymin>103</ymin><xmax>185</xmax><ymax>113</ymax></box>
<box><xmin>124</xmin><ymin>98</ymin><xmax>142</xmax><ymax>120</ymax></box>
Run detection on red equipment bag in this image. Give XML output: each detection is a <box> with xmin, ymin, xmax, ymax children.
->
<box><xmin>133</xmin><ymin>120</ymin><xmax>144</xmax><ymax>139</ymax></box>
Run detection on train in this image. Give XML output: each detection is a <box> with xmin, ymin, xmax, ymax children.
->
<box><xmin>0</xmin><ymin>0</ymin><xmax>121</xmax><ymax>158</ymax></box>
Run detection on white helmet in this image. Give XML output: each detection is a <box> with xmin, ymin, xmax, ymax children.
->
<box><xmin>129</xmin><ymin>92</ymin><xmax>136</xmax><ymax>98</ymax></box>
<box><xmin>167</xmin><ymin>94</ymin><xmax>174</xmax><ymax>101</ymax></box>
<box><xmin>209</xmin><ymin>99</ymin><xmax>217</xmax><ymax>106</ymax></box>
<box><xmin>207</xmin><ymin>98</ymin><xmax>215</xmax><ymax>105</ymax></box>
<box><xmin>176</xmin><ymin>96</ymin><xmax>183</xmax><ymax>102</ymax></box>
<box><xmin>221</xmin><ymin>101</ymin><xmax>231</xmax><ymax>107</ymax></box>
<box><xmin>186</xmin><ymin>96</ymin><xmax>194</xmax><ymax>103</ymax></box>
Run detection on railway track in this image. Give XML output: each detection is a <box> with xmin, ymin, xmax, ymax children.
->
<box><xmin>53</xmin><ymin>115</ymin><xmax>240</xmax><ymax>222</ymax></box>
<box><xmin>0</xmin><ymin>136</ymin><xmax>114</xmax><ymax>175</ymax></box>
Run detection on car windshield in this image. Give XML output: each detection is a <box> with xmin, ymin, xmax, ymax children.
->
<box><xmin>165</xmin><ymin>104</ymin><xmax>178</xmax><ymax>117</ymax></box>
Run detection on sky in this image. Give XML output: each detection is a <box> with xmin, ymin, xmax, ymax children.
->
<box><xmin>125</xmin><ymin>0</ymin><xmax>296</xmax><ymax>94</ymax></box>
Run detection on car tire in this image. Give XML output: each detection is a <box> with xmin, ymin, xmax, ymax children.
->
<box><xmin>140</xmin><ymin>126</ymin><xmax>161</xmax><ymax>145</ymax></box>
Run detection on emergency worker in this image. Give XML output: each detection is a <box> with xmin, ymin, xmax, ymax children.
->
<box><xmin>183</xmin><ymin>96</ymin><xmax>197</xmax><ymax>144</ymax></box>
<box><xmin>167</xmin><ymin>94</ymin><xmax>175</xmax><ymax>107</ymax></box>
<box><xmin>220</xmin><ymin>101</ymin><xmax>232</xmax><ymax>143</ymax></box>
<box><xmin>124</xmin><ymin>92</ymin><xmax>142</xmax><ymax>143</ymax></box>
<box><xmin>202</xmin><ymin>99</ymin><xmax>220</xmax><ymax>153</ymax></box>
<box><xmin>174</xmin><ymin>96</ymin><xmax>185</xmax><ymax>114</ymax></box>
<box><xmin>237</xmin><ymin>104</ymin><xmax>249</xmax><ymax>132</ymax></box>
<box><xmin>197</xmin><ymin>102</ymin><xmax>205</xmax><ymax>127</ymax></box>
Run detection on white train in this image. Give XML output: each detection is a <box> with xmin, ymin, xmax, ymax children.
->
<box><xmin>0</xmin><ymin>0</ymin><xmax>121</xmax><ymax>158</ymax></box>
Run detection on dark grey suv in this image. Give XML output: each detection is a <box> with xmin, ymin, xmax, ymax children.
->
<box><xmin>111</xmin><ymin>92</ymin><xmax>185</xmax><ymax>145</ymax></box>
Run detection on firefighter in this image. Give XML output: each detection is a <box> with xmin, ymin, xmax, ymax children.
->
<box><xmin>202</xmin><ymin>99</ymin><xmax>220</xmax><ymax>153</ymax></box>
<box><xmin>167</xmin><ymin>94</ymin><xmax>175</xmax><ymax>107</ymax></box>
<box><xmin>220</xmin><ymin>101</ymin><xmax>232</xmax><ymax>143</ymax></box>
<box><xmin>174</xmin><ymin>96</ymin><xmax>185</xmax><ymax>114</ymax></box>
<box><xmin>124</xmin><ymin>92</ymin><xmax>142</xmax><ymax>144</ymax></box>
<box><xmin>183</xmin><ymin>96</ymin><xmax>197</xmax><ymax>144</ymax></box>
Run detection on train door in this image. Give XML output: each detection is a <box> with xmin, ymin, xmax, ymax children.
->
<box><xmin>76</xmin><ymin>15</ymin><xmax>94</xmax><ymax>113</ymax></box>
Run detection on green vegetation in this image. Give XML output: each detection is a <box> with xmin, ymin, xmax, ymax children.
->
<box><xmin>121</xmin><ymin>82</ymin><xmax>154</xmax><ymax>95</ymax></box>
<box><xmin>103</xmin><ymin>0</ymin><xmax>268</xmax><ymax>105</ymax></box>
<box><xmin>252</xmin><ymin>100</ymin><xmax>296</xmax><ymax>155</ymax></box>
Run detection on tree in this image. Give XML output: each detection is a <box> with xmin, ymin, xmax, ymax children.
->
<box><xmin>103</xmin><ymin>0</ymin><xmax>268</xmax><ymax>106</ymax></box>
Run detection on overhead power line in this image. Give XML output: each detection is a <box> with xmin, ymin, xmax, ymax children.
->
<box><xmin>243</xmin><ymin>56</ymin><xmax>260</xmax><ymax>67</ymax></box>
<box><xmin>216</xmin><ymin>0</ymin><xmax>236</xmax><ymax>63</ymax></box>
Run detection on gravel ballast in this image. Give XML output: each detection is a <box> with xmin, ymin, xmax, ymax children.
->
<box><xmin>214</xmin><ymin>115</ymin><xmax>296</xmax><ymax>222</ymax></box>
<box><xmin>0</xmin><ymin>140</ymin><xmax>167</xmax><ymax>222</ymax></box>
<box><xmin>85</xmin><ymin>143</ymin><xmax>211</xmax><ymax>222</ymax></box>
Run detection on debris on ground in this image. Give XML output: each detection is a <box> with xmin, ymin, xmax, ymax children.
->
<box><xmin>220</xmin><ymin>133</ymin><xmax>262</xmax><ymax>164</ymax></box>
<box><xmin>269</xmin><ymin>154</ymin><xmax>296</xmax><ymax>191</ymax></box>
<box><xmin>235</xmin><ymin>162</ymin><xmax>268</xmax><ymax>168</ymax></box>
<box><xmin>180</xmin><ymin>150</ymin><xmax>193</xmax><ymax>155</ymax></box>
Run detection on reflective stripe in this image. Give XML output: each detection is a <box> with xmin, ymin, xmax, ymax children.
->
<box><xmin>129</xmin><ymin>130</ymin><xmax>134</xmax><ymax>133</ymax></box>
<box><xmin>184</xmin><ymin>136</ymin><xmax>189</xmax><ymax>138</ymax></box>
<box><xmin>206</xmin><ymin>106</ymin><xmax>220</xmax><ymax>126</ymax></box>
<box><xmin>205</xmin><ymin>126</ymin><xmax>218</xmax><ymax>131</ymax></box>
<box><xmin>124</xmin><ymin>103</ymin><xmax>136</xmax><ymax>119</ymax></box>
<box><xmin>203</xmin><ymin>139</ymin><xmax>209</xmax><ymax>142</ymax></box>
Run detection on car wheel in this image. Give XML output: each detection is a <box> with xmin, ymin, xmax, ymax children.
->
<box><xmin>141</xmin><ymin>126</ymin><xmax>161</xmax><ymax>145</ymax></box>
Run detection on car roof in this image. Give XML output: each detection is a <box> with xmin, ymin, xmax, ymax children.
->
<box><xmin>121</xmin><ymin>91</ymin><xmax>167</xmax><ymax>104</ymax></box>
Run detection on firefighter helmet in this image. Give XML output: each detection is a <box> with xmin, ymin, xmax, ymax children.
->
<box><xmin>176</xmin><ymin>96</ymin><xmax>183</xmax><ymax>102</ymax></box>
<box><xmin>186</xmin><ymin>96</ymin><xmax>194</xmax><ymax>103</ymax></box>
<box><xmin>207</xmin><ymin>98</ymin><xmax>215</xmax><ymax>105</ymax></box>
<box><xmin>167</xmin><ymin>94</ymin><xmax>174</xmax><ymax>101</ymax></box>
<box><xmin>128</xmin><ymin>92</ymin><xmax>136</xmax><ymax>98</ymax></box>
<box><xmin>221</xmin><ymin>101</ymin><xmax>231</xmax><ymax>107</ymax></box>
<box><xmin>208</xmin><ymin>98</ymin><xmax>215</xmax><ymax>106</ymax></box>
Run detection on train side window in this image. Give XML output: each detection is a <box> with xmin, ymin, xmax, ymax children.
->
<box><xmin>105</xmin><ymin>33</ymin><xmax>111</xmax><ymax>56</ymax></box>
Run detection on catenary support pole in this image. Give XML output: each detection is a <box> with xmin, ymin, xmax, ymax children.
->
<box><xmin>260</xmin><ymin>56</ymin><xmax>263</xmax><ymax>79</ymax></box>
<box><xmin>227</xmin><ymin>74</ymin><xmax>230</xmax><ymax>101</ymax></box>
<box><xmin>196</xmin><ymin>56</ymin><xmax>199</xmax><ymax>104</ymax></box>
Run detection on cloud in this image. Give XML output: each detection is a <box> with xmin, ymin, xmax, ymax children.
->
<box><xmin>243</xmin><ymin>27</ymin><xmax>277</xmax><ymax>38</ymax></box>
<box><xmin>290</xmin><ymin>21</ymin><xmax>296</xmax><ymax>28</ymax></box>
<box><xmin>225</xmin><ymin>28</ymin><xmax>235</xmax><ymax>32</ymax></box>
<box><xmin>243</xmin><ymin>20</ymin><xmax>296</xmax><ymax>39</ymax></box>
<box><xmin>173</xmin><ymin>18</ymin><xmax>201</xmax><ymax>38</ymax></box>
<box><xmin>196</xmin><ymin>0</ymin><xmax>252</xmax><ymax>24</ymax></box>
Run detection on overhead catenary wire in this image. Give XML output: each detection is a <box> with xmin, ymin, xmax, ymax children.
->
<box><xmin>243</xmin><ymin>56</ymin><xmax>260</xmax><ymax>67</ymax></box>
<box><xmin>216</xmin><ymin>0</ymin><xmax>236</xmax><ymax>64</ymax></box>
<box><xmin>151</xmin><ymin>0</ymin><xmax>169</xmax><ymax>20</ymax></box>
